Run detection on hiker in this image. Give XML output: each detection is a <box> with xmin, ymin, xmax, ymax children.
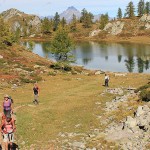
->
<box><xmin>33</xmin><ymin>83</ymin><xmax>40</xmax><ymax>104</ymax></box>
<box><xmin>104</xmin><ymin>74</ymin><xmax>109</xmax><ymax>87</ymax></box>
<box><xmin>3</xmin><ymin>94</ymin><xmax>13</xmax><ymax>117</ymax></box>
<box><xmin>1</xmin><ymin>114</ymin><xmax>16</xmax><ymax>150</ymax></box>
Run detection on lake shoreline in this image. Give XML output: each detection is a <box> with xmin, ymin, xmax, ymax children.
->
<box><xmin>22</xmin><ymin>36</ymin><xmax>150</xmax><ymax>45</ymax></box>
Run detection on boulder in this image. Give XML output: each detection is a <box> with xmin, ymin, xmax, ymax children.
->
<box><xmin>136</xmin><ymin>106</ymin><xmax>145</xmax><ymax>117</ymax></box>
<box><xmin>125</xmin><ymin>116</ymin><xmax>137</xmax><ymax>129</ymax></box>
<box><xmin>145</xmin><ymin>23</ymin><xmax>150</xmax><ymax>29</ymax></box>
<box><xmin>89</xmin><ymin>29</ymin><xmax>101</xmax><ymax>37</ymax></box>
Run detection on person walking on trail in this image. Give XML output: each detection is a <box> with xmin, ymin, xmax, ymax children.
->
<box><xmin>3</xmin><ymin>94</ymin><xmax>13</xmax><ymax>117</ymax></box>
<box><xmin>33</xmin><ymin>83</ymin><xmax>40</xmax><ymax>104</ymax></box>
<box><xmin>104</xmin><ymin>74</ymin><xmax>110</xmax><ymax>87</ymax></box>
<box><xmin>1</xmin><ymin>114</ymin><xmax>16</xmax><ymax>150</ymax></box>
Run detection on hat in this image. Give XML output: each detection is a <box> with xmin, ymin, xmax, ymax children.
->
<box><xmin>4</xmin><ymin>94</ymin><xmax>9</xmax><ymax>98</ymax></box>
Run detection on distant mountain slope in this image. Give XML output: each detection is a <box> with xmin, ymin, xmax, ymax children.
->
<box><xmin>60</xmin><ymin>6</ymin><xmax>81</xmax><ymax>23</ymax></box>
<box><xmin>1</xmin><ymin>8</ymin><xmax>41</xmax><ymax>35</ymax></box>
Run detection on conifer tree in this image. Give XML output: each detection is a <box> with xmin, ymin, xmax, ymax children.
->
<box><xmin>0</xmin><ymin>17</ymin><xmax>13</xmax><ymax>47</ymax></box>
<box><xmin>53</xmin><ymin>12</ymin><xmax>60</xmax><ymax>31</ymax></box>
<box><xmin>60</xmin><ymin>17</ymin><xmax>67</xmax><ymax>28</ymax></box>
<box><xmin>80</xmin><ymin>9</ymin><xmax>94</xmax><ymax>28</ymax></box>
<box><xmin>70</xmin><ymin>14</ymin><xmax>77</xmax><ymax>32</ymax></box>
<box><xmin>41</xmin><ymin>17</ymin><xmax>52</xmax><ymax>34</ymax></box>
<box><xmin>124</xmin><ymin>1</ymin><xmax>135</xmax><ymax>18</ymax></box>
<box><xmin>117</xmin><ymin>8</ymin><xmax>122</xmax><ymax>19</ymax></box>
<box><xmin>138</xmin><ymin>0</ymin><xmax>145</xmax><ymax>16</ymax></box>
<box><xmin>51</xmin><ymin>27</ymin><xmax>74</xmax><ymax>61</ymax></box>
<box><xmin>145</xmin><ymin>1</ymin><xmax>150</xmax><ymax>14</ymax></box>
<box><xmin>99</xmin><ymin>13</ymin><xmax>109</xmax><ymax>29</ymax></box>
<box><xmin>14</xmin><ymin>27</ymin><xmax>21</xmax><ymax>42</ymax></box>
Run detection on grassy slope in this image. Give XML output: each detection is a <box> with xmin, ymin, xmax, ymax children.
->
<box><xmin>0</xmin><ymin>44</ymin><xmax>150</xmax><ymax>149</ymax></box>
<box><xmin>1</xmin><ymin>72</ymin><xmax>149</xmax><ymax>149</ymax></box>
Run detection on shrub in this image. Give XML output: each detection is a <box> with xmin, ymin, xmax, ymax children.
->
<box><xmin>73</xmin><ymin>66</ymin><xmax>84</xmax><ymax>73</ymax></box>
<box><xmin>50</xmin><ymin>63</ymin><xmax>62</xmax><ymax>70</ymax></box>
<box><xmin>50</xmin><ymin>62</ymin><xmax>72</xmax><ymax>71</ymax></box>
<box><xmin>140</xmin><ymin>90</ymin><xmax>150</xmax><ymax>102</ymax></box>
<box><xmin>135</xmin><ymin>84</ymin><xmax>150</xmax><ymax>93</ymax></box>
<box><xmin>48</xmin><ymin>71</ymin><xmax>56</xmax><ymax>76</ymax></box>
<box><xmin>139</xmin><ymin>26</ymin><xmax>145</xmax><ymax>30</ymax></box>
<box><xmin>23</xmin><ymin>67</ymin><xmax>34</xmax><ymax>72</ymax></box>
<box><xmin>63</xmin><ymin>64</ymin><xmax>72</xmax><ymax>71</ymax></box>
<box><xmin>20</xmin><ymin>77</ymin><xmax>34</xmax><ymax>83</ymax></box>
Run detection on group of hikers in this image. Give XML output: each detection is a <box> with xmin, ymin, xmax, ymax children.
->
<box><xmin>1</xmin><ymin>94</ymin><xmax>15</xmax><ymax>150</ymax></box>
<box><xmin>0</xmin><ymin>83</ymin><xmax>40</xmax><ymax>150</ymax></box>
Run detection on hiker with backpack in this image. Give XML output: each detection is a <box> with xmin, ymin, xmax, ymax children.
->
<box><xmin>33</xmin><ymin>83</ymin><xmax>40</xmax><ymax>104</ymax></box>
<box><xmin>3</xmin><ymin>94</ymin><xmax>13</xmax><ymax>117</ymax></box>
<box><xmin>1</xmin><ymin>114</ymin><xmax>16</xmax><ymax>150</ymax></box>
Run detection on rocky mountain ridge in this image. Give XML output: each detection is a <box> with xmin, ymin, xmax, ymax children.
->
<box><xmin>1</xmin><ymin>8</ymin><xmax>41</xmax><ymax>35</ymax></box>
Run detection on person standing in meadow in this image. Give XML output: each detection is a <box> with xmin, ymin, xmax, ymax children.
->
<box><xmin>104</xmin><ymin>74</ymin><xmax>110</xmax><ymax>87</ymax></box>
<box><xmin>33</xmin><ymin>83</ymin><xmax>40</xmax><ymax>104</ymax></box>
<box><xmin>3</xmin><ymin>94</ymin><xmax>13</xmax><ymax>116</ymax></box>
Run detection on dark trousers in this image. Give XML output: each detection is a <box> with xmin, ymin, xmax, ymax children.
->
<box><xmin>105</xmin><ymin>80</ymin><xmax>109</xmax><ymax>87</ymax></box>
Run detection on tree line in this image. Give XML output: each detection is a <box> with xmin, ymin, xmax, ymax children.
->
<box><xmin>117</xmin><ymin>0</ymin><xmax>150</xmax><ymax>19</ymax></box>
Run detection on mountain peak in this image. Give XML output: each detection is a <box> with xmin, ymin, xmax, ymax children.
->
<box><xmin>67</xmin><ymin>6</ymin><xmax>77</xmax><ymax>11</ymax></box>
<box><xmin>60</xmin><ymin>6</ymin><xmax>81</xmax><ymax>23</ymax></box>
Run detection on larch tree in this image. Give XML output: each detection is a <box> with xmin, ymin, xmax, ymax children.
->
<box><xmin>60</xmin><ymin>17</ymin><xmax>67</xmax><ymax>28</ymax></box>
<box><xmin>137</xmin><ymin>0</ymin><xmax>145</xmax><ymax>16</ymax></box>
<box><xmin>70</xmin><ymin>14</ymin><xmax>77</xmax><ymax>32</ymax></box>
<box><xmin>41</xmin><ymin>17</ymin><xmax>52</xmax><ymax>34</ymax></box>
<box><xmin>145</xmin><ymin>1</ymin><xmax>150</xmax><ymax>14</ymax></box>
<box><xmin>0</xmin><ymin>17</ymin><xmax>14</xmax><ymax>47</ymax></box>
<box><xmin>53</xmin><ymin>12</ymin><xmax>60</xmax><ymax>31</ymax></box>
<box><xmin>50</xmin><ymin>27</ymin><xmax>74</xmax><ymax>61</ymax></box>
<box><xmin>99</xmin><ymin>13</ymin><xmax>109</xmax><ymax>29</ymax></box>
<box><xmin>124</xmin><ymin>1</ymin><xmax>135</xmax><ymax>18</ymax></box>
<box><xmin>117</xmin><ymin>7</ymin><xmax>123</xmax><ymax>19</ymax></box>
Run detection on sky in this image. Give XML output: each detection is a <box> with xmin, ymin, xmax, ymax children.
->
<box><xmin>0</xmin><ymin>0</ymin><xmax>139</xmax><ymax>17</ymax></box>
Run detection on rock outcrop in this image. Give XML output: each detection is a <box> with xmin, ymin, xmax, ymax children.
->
<box><xmin>1</xmin><ymin>8</ymin><xmax>23</xmax><ymax>21</ymax></box>
<box><xmin>105</xmin><ymin>104</ymin><xmax>150</xmax><ymax>150</ymax></box>
<box><xmin>104</xmin><ymin>21</ymin><xmax>125</xmax><ymax>35</ymax></box>
<box><xmin>139</xmin><ymin>14</ymin><xmax>150</xmax><ymax>23</ymax></box>
<box><xmin>1</xmin><ymin>8</ymin><xmax>41</xmax><ymax>34</ymax></box>
<box><xmin>140</xmin><ymin>14</ymin><xmax>150</xmax><ymax>29</ymax></box>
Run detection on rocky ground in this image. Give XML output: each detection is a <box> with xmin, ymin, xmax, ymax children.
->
<box><xmin>49</xmin><ymin>89</ymin><xmax>150</xmax><ymax>150</ymax></box>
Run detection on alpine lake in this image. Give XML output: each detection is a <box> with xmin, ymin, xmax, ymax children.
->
<box><xmin>23</xmin><ymin>41</ymin><xmax>150</xmax><ymax>73</ymax></box>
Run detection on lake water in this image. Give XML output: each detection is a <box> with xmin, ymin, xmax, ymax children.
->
<box><xmin>23</xmin><ymin>41</ymin><xmax>150</xmax><ymax>73</ymax></box>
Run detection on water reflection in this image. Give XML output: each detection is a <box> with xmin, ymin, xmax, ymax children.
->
<box><xmin>23</xmin><ymin>41</ymin><xmax>150</xmax><ymax>73</ymax></box>
<box><xmin>125</xmin><ymin>57</ymin><xmax>135</xmax><ymax>73</ymax></box>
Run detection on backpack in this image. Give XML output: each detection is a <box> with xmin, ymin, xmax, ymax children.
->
<box><xmin>8</xmin><ymin>96</ymin><xmax>14</xmax><ymax>103</ymax></box>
